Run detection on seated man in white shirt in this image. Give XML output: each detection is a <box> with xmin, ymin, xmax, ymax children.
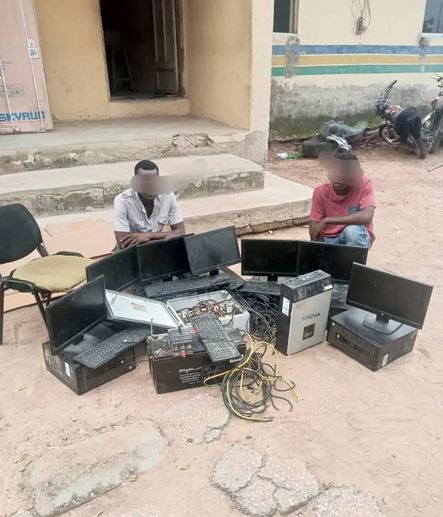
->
<box><xmin>113</xmin><ymin>160</ymin><xmax>185</xmax><ymax>249</ymax></box>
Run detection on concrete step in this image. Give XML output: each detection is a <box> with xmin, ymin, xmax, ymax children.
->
<box><xmin>1</xmin><ymin>172</ymin><xmax>312</xmax><ymax>311</ymax></box>
<box><xmin>0</xmin><ymin>154</ymin><xmax>264</xmax><ymax>217</ymax></box>
<box><xmin>0</xmin><ymin>116</ymin><xmax>264</xmax><ymax>173</ymax></box>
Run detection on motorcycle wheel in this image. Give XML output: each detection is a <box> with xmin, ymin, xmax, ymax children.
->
<box><xmin>430</xmin><ymin>124</ymin><xmax>441</xmax><ymax>154</ymax></box>
<box><xmin>378</xmin><ymin>123</ymin><xmax>398</xmax><ymax>145</ymax></box>
<box><xmin>408</xmin><ymin>136</ymin><xmax>427</xmax><ymax>159</ymax></box>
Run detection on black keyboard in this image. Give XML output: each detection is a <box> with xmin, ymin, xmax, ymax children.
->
<box><xmin>75</xmin><ymin>327</ymin><xmax>149</xmax><ymax>369</ymax></box>
<box><xmin>143</xmin><ymin>272</ymin><xmax>235</xmax><ymax>300</ymax></box>
<box><xmin>237</xmin><ymin>280</ymin><xmax>282</xmax><ymax>297</ymax></box>
<box><xmin>192</xmin><ymin>315</ymin><xmax>242</xmax><ymax>363</ymax></box>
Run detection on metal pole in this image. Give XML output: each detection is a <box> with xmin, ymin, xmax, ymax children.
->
<box><xmin>428</xmin><ymin>161</ymin><xmax>443</xmax><ymax>172</ymax></box>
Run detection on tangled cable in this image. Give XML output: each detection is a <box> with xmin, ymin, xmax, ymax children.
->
<box><xmin>230</xmin><ymin>292</ymin><xmax>279</xmax><ymax>343</ymax></box>
<box><xmin>204</xmin><ymin>334</ymin><xmax>299</xmax><ymax>422</ymax></box>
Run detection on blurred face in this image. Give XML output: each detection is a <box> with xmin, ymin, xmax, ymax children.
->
<box><xmin>132</xmin><ymin>167</ymin><xmax>160</xmax><ymax>201</ymax></box>
<box><xmin>319</xmin><ymin>152</ymin><xmax>363</xmax><ymax>195</ymax></box>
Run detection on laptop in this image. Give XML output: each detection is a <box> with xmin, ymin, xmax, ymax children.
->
<box><xmin>46</xmin><ymin>276</ymin><xmax>149</xmax><ymax>368</ymax></box>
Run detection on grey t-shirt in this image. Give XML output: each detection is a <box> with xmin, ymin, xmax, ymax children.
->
<box><xmin>113</xmin><ymin>189</ymin><xmax>183</xmax><ymax>233</ymax></box>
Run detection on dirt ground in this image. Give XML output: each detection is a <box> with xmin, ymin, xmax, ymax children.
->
<box><xmin>1</xmin><ymin>147</ymin><xmax>443</xmax><ymax>517</ymax></box>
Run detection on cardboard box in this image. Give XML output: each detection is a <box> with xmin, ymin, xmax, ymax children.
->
<box><xmin>0</xmin><ymin>0</ymin><xmax>53</xmax><ymax>134</ymax></box>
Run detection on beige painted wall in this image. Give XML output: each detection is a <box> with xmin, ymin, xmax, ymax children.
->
<box><xmin>250</xmin><ymin>0</ymin><xmax>274</xmax><ymax>133</ymax></box>
<box><xmin>35</xmin><ymin>0</ymin><xmax>190</xmax><ymax>120</ymax></box>
<box><xmin>34</xmin><ymin>0</ymin><xmax>273</xmax><ymax>138</ymax></box>
<box><xmin>298</xmin><ymin>0</ymin><xmax>427</xmax><ymax>46</ymax></box>
<box><xmin>184</xmin><ymin>0</ymin><xmax>252</xmax><ymax>129</ymax></box>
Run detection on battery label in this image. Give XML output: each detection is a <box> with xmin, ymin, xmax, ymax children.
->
<box><xmin>178</xmin><ymin>367</ymin><xmax>202</xmax><ymax>385</ymax></box>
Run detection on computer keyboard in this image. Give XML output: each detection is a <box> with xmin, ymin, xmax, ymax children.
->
<box><xmin>75</xmin><ymin>327</ymin><xmax>149</xmax><ymax>369</ymax></box>
<box><xmin>237</xmin><ymin>280</ymin><xmax>282</xmax><ymax>297</ymax></box>
<box><xmin>143</xmin><ymin>272</ymin><xmax>235</xmax><ymax>299</ymax></box>
<box><xmin>191</xmin><ymin>314</ymin><xmax>242</xmax><ymax>363</ymax></box>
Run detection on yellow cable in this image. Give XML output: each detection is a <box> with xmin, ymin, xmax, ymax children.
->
<box><xmin>202</xmin><ymin>331</ymin><xmax>299</xmax><ymax>421</ymax></box>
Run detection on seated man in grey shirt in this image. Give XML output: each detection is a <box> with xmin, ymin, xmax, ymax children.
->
<box><xmin>113</xmin><ymin>160</ymin><xmax>185</xmax><ymax>249</ymax></box>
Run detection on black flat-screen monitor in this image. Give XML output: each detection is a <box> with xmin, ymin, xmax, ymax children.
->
<box><xmin>137</xmin><ymin>236</ymin><xmax>191</xmax><ymax>283</ymax></box>
<box><xmin>347</xmin><ymin>263</ymin><xmax>433</xmax><ymax>333</ymax></box>
<box><xmin>241</xmin><ymin>239</ymin><xmax>299</xmax><ymax>278</ymax></box>
<box><xmin>86</xmin><ymin>247</ymin><xmax>138</xmax><ymax>291</ymax></box>
<box><xmin>297</xmin><ymin>241</ymin><xmax>368</xmax><ymax>283</ymax></box>
<box><xmin>184</xmin><ymin>226</ymin><xmax>240</xmax><ymax>276</ymax></box>
<box><xmin>46</xmin><ymin>276</ymin><xmax>107</xmax><ymax>354</ymax></box>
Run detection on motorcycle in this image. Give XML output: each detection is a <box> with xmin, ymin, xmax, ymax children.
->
<box><xmin>422</xmin><ymin>75</ymin><xmax>443</xmax><ymax>153</ymax></box>
<box><xmin>375</xmin><ymin>80</ymin><xmax>427</xmax><ymax>159</ymax></box>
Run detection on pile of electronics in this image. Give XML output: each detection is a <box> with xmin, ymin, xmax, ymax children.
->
<box><xmin>42</xmin><ymin>226</ymin><xmax>433</xmax><ymax>418</ymax></box>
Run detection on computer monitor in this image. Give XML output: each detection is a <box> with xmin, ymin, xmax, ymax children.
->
<box><xmin>347</xmin><ymin>263</ymin><xmax>433</xmax><ymax>334</ymax></box>
<box><xmin>184</xmin><ymin>226</ymin><xmax>240</xmax><ymax>276</ymax></box>
<box><xmin>241</xmin><ymin>239</ymin><xmax>299</xmax><ymax>280</ymax></box>
<box><xmin>46</xmin><ymin>276</ymin><xmax>107</xmax><ymax>354</ymax></box>
<box><xmin>297</xmin><ymin>241</ymin><xmax>368</xmax><ymax>283</ymax></box>
<box><xmin>137</xmin><ymin>236</ymin><xmax>191</xmax><ymax>283</ymax></box>
<box><xmin>86</xmin><ymin>247</ymin><xmax>138</xmax><ymax>291</ymax></box>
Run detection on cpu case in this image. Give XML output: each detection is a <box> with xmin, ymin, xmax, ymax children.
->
<box><xmin>42</xmin><ymin>342</ymin><xmax>136</xmax><ymax>395</ymax></box>
<box><xmin>276</xmin><ymin>270</ymin><xmax>333</xmax><ymax>355</ymax></box>
<box><xmin>327</xmin><ymin>307</ymin><xmax>418</xmax><ymax>371</ymax></box>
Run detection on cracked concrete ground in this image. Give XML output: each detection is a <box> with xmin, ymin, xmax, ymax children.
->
<box><xmin>212</xmin><ymin>445</ymin><xmax>379</xmax><ymax>517</ymax></box>
<box><xmin>1</xmin><ymin>150</ymin><xmax>443</xmax><ymax>516</ymax></box>
<box><xmin>159</xmin><ymin>393</ymin><xmax>231</xmax><ymax>445</ymax></box>
<box><xmin>28</xmin><ymin>421</ymin><xmax>166</xmax><ymax>516</ymax></box>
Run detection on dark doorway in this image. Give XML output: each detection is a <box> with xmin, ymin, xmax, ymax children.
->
<box><xmin>99</xmin><ymin>0</ymin><xmax>181</xmax><ymax>99</ymax></box>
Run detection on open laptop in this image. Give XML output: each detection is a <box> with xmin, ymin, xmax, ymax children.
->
<box><xmin>86</xmin><ymin>247</ymin><xmax>183</xmax><ymax>329</ymax></box>
<box><xmin>46</xmin><ymin>276</ymin><xmax>149</xmax><ymax>369</ymax></box>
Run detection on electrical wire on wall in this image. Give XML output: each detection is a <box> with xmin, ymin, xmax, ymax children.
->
<box><xmin>352</xmin><ymin>0</ymin><xmax>371</xmax><ymax>36</ymax></box>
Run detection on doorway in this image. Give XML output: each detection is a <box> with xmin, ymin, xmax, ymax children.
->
<box><xmin>99</xmin><ymin>0</ymin><xmax>181</xmax><ymax>99</ymax></box>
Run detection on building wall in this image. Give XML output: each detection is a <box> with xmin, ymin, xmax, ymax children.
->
<box><xmin>34</xmin><ymin>0</ymin><xmax>273</xmax><ymax>164</ymax></box>
<box><xmin>184</xmin><ymin>0</ymin><xmax>252</xmax><ymax>129</ymax></box>
<box><xmin>34</xmin><ymin>0</ymin><xmax>190</xmax><ymax>120</ymax></box>
<box><xmin>270</xmin><ymin>0</ymin><xmax>443</xmax><ymax>137</ymax></box>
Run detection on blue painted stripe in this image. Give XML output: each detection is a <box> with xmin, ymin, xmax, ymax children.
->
<box><xmin>272</xmin><ymin>44</ymin><xmax>443</xmax><ymax>56</ymax></box>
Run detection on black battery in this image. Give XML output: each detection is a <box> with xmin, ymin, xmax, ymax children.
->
<box><xmin>42</xmin><ymin>341</ymin><xmax>136</xmax><ymax>395</ymax></box>
<box><xmin>147</xmin><ymin>329</ymin><xmax>246</xmax><ymax>394</ymax></box>
<box><xmin>327</xmin><ymin>308</ymin><xmax>418</xmax><ymax>371</ymax></box>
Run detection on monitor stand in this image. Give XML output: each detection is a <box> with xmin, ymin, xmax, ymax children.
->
<box><xmin>267</xmin><ymin>275</ymin><xmax>278</xmax><ymax>282</ymax></box>
<box><xmin>209</xmin><ymin>269</ymin><xmax>220</xmax><ymax>277</ymax></box>
<box><xmin>362</xmin><ymin>313</ymin><xmax>402</xmax><ymax>335</ymax></box>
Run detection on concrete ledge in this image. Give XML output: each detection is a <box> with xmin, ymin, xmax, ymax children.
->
<box><xmin>0</xmin><ymin>154</ymin><xmax>264</xmax><ymax>216</ymax></box>
<box><xmin>0</xmin><ymin>116</ymin><xmax>266</xmax><ymax>172</ymax></box>
<box><xmin>181</xmin><ymin>173</ymin><xmax>312</xmax><ymax>234</ymax></box>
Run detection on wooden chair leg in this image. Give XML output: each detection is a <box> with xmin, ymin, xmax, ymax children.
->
<box><xmin>0</xmin><ymin>281</ymin><xmax>4</xmax><ymax>346</ymax></box>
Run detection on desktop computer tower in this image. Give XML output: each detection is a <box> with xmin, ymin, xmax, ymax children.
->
<box><xmin>276</xmin><ymin>270</ymin><xmax>333</xmax><ymax>355</ymax></box>
<box><xmin>42</xmin><ymin>342</ymin><xmax>136</xmax><ymax>395</ymax></box>
<box><xmin>327</xmin><ymin>308</ymin><xmax>418</xmax><ymax>371</ymax></box>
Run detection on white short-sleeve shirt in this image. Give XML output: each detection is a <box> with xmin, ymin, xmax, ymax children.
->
<box><xmin>113</xmin><ymin>189</ymin><xmax>183</xmax><ymax>233</ymax></box>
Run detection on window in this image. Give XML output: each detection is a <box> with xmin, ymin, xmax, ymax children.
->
<box><xmin>273</xmin><ymin>0</ymin><xmax>299</xmax><ymax>33</ymax></box>
<box><xmin>423</xmin><ymin>0</ymin><xmax>443</xmax><ymax>34</ymax></box>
